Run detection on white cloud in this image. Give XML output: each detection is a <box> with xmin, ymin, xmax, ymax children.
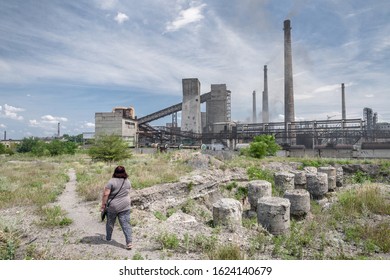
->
<box><xmin>85</xmin><ymin>122</ymin><xmax>95</xmax><ymax>128</ymax></box>
<box><xmin>29</xmin><ymin>120</ymin><xmax>39</xmax><ymax>127</ymax></box>
<box><xmin>97</xmin><ymin>0</ymin><xmax>118</xmax><ymax>10</ymax></box>
<box><xmin>313</xmin><ymin>84</ymin><xmax>341</xmax><ymax>93</ymax></box>
<box><xmin>166</xmin><ymin>4</ymin><xmax>207</xmax><ymax>32</ymax></box>
<box><xmin>0</xmin><ymin>104</ymin><xmax>25</xmax><ymax>121</ymax></box>
<box><xmin>114</xmin><ymin>12</ymin><xmax>129</xmax><ymax>24</ymax></box>
<box><xmin>41</xmin><ymin>115</ymin><xmax>68</xmax><ymax>124</ymax></box>
<box><xmin>0</xmin><ymin>123</ymin><xmax>6</xmax><ymax>128</ymax></box>
<box><xmin>29</xmin><ymin>115</ymin><xmax>68</xmax><ymax>128</ymax></box>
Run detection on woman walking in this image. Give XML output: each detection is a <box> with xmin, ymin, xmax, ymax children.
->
<box><xmin>101</xmin><ymin>165</ymin><xmax>133</xmax><ymax>249</ymax></box>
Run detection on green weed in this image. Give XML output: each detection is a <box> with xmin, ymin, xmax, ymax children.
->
<box><xmin>209</xmin><ymin>243</ymin><xmax>245</xmax><ymax>260</ymax></box>
<box><xmin>0</xmin><ymin>226</ymin><xmax>20</xmax><ymax>260</ymax></box>
<box><xmin>156</xmin><ymin>232</ymin><xmax>179</xmax><ymax>250</ymax></box>
<box><xmin>39</xmin><ymin>205</ymin><xmax>73</xmax><ymax>227</ymax></box>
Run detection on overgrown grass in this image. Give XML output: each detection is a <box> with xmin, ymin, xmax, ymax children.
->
<box><xmin>125</xmin><ymin>153</ymin><xmax>192</xmax><ymax>190</ymax></box>
<box><xmin>0</xmin><ymin>159</ymin><xmax>69</xmax><ymax>209</ymax></box>
<box><xmin>331</xmin><ymin>184</ymin><xmax>390</xmax><ymax>220</ymax></box>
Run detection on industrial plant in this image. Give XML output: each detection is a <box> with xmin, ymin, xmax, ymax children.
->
<box><xmin>95</xmin><ymin>20</ymin><xmax>390</xmax><ymax>158</ymax></box>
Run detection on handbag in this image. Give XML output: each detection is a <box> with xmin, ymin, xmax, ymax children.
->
<box><xmin>101</xmin><ymin>179</ymin><xmax>125</xmax><ymax>221</ymax></box>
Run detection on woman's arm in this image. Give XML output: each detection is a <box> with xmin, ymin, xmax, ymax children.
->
<box><xmin>101</xmin><ymin>188</ymin><xmax>111</xmax><ymax>211</ymax></box>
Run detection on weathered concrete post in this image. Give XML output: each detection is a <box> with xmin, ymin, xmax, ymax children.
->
<box><xmin>336</xmin><ymin>167</ymin><xmax>344</xmax><ymax>188</ymax></box>
<box><xmin>318</xmin><ymin>166</ymin><xmax>337</xmax><ymax>191</ymax></box>
<box><xmin>247</xmin><ymin>180</ymin><xmax>272</xmax><ymax>211</ymax></box>
<box><xmin>213</xmin><ymin>198</ymin><xmax>243</xmax><ymax>228</ymax></box>
<box><xmin>306</xmin><ymin>172</ymin><xmax>328</xmax><ymax>199</ymax></box>
<box><xmin>292</xmin><ymin>170</ymin><xmax>306</xmax><ymax>189</ymax></box>
<box><xmin>274</xmin><ymin>172</ymin><xmax>295</xmax><ymax>193</ymax></box>
<box><xmin>257</xmin><ymin>197</ymin><xmax>290</xmax><ymax>235</ymax></box>
<box><xmin>283</xmin><ymin>189</ymin><xmax>310</xmax><ymax>219</ymax></box>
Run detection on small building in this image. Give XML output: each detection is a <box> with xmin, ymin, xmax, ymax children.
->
<box><xmin>95</xmin><ymin>107</ymin><xmax>138</xmax><ymax>147</ymax></box>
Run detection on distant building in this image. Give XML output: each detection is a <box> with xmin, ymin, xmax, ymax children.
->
<box><xmin>376</xmin><ymin>122</ymin><xmax>390</xmax><ymax>131</ymax></box>
<box><xmin>95</xmin><ymin>107</ymin><xmax>138</xmax><ymax>147</ymax></box>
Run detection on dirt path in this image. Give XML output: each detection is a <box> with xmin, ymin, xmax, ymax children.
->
<box><xmin>48</xmin><ymin>169</ymin><xmax>140</xmax><ymax>259</ymax></box>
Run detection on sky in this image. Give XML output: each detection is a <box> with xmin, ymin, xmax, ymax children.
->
<box><xmin>0</xmin><ymin>0</ymin><xmax>389</xmax><ymax>139</ymax></box>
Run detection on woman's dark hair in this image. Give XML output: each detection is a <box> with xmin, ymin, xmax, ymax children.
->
<box><xmin>112</xmin><ymin>165</ymin><xmax>128</xmax><ymax>179</ymax></box>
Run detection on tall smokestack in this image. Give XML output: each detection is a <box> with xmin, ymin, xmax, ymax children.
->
<box><xmin>58</xmin><ymin>122</ymin><xmax>60</xmax><ymax>138</ymax></box>
<box><xmin>284</xmin><ymin>19</ymin><xmax>295</xmax><ymax>124</ymax></box>
<box><xmin>341</xmin><ymin>83</ymin><xmax>346</xmax><ymax>120</ymax></box>
<box><xmin>3</xmin><ymin>131</ymin><xmax>6</xmax><ymax>141</ymax></box>
<box><xmin>262</xmin><ymin>65</ymin><xmax>269</xmax><ymax>123</ymax></box>
<box><xmin>252</xmin><ymin>90</ymin><xmax>257</xmax><ymax>123</ymax></box>
<box><xmin>284</xmin><ymin>19</ymin><xmax>295</xmax><ymax>143</ymax></box>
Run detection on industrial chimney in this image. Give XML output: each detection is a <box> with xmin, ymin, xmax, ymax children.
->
<box><xmin>262</xmin><ymin>65</ymin><xmax>269</xmax><ymax>123</ymax></box>
<box><xmin>3</xmin><ymin>131</ymin><xmax>6</xmax><ymax>141</ymax></box>
<box><xmin>341</xmin><ymin>83</ymin><xmax>346</xmax><ymax>120</ymax></box>
<box><xmin>252</xmin><ymin>90</ymin><xmax>257</xmax><ymax>123</ymax></box>
<box><xmin>284</xmin><ymin>19</ymin><xmax>295</xmax><ymax>143</ymax></box>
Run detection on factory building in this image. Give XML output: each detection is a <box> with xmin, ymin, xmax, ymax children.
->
<box><xmin>95</xmin><ymin>107</ymin><xmax>137</xmax><ymax>147</ymax></box>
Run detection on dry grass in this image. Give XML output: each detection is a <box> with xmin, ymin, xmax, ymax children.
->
<box><xmin>0</xmin><ymin>159</ymin><xmax>69</xmax><ymax>209</ymax></box>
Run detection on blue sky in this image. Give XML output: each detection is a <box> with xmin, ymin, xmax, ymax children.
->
<box><xmin>0</xmin><ymin>0</ymin><xmax>389</xmax><ymax>139</ymax></box>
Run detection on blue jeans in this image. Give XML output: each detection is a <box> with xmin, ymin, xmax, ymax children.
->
<box><xmin>106</xmin><ymin>209</ymin><xmax>132</xmax><ymax>245</ymax></box>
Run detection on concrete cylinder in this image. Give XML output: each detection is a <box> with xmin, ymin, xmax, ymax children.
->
<box><xmin>292</xmin><ymin>170</ymin><xmax>306</xmax><ymax>189</ymax></box>
<box><xmin>318</xmin><ymin>166</ymin><xmax>337</xmax><ymax>191</ymax></box>
<box><xmin>274</xmin><ymin>172</ymin><xmax>295</xmax><ymax>193</ymax></box>
<box><xmin>336</xmin><ymin>167</ymin><xmax>344</xmax><ymax>187</ymax></box>
<box><xmin>306</xmin><ymin>172</ymin><xmax>328</xmax><ymax>199</ymax></box>
<box><xmin>257</xmin><ymin>197</ymin><xmax>290</xmax><ymax>235</ymax></box>
<box><xmin>283</xmin><ymin>189</ymin><xmax>310</xmax><ymax>218</ymax></box>
<box><xmin>247</xmin><ymin>180</ymin><xmax>272</xmax><ymax>211</ymax></box>
<box><xmin>213</xmin><ymin>198</ymin><xmax>243</xmax><ymax>228</ymax></box>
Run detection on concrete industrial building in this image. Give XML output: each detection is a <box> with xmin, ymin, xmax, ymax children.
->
<box><xmin>181</xmin><ymin>78</ymin><xmax>202</xmax><ymax>133</ymax></box>
<box><xmin>205</xmin><ymin>84</ymin><xmax>231</xmax><ymax>133</ymax></box>
<box><xmin>95</xmin><ymin>107</ymin><xmax>138</xmax><ymax>147</ymax></box>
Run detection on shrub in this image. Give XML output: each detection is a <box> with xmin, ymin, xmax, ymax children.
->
<box><xmin>88</xmin><ymin>134</ymin><xmax>132</xmax><ymax>163</ymax></box>
<box><xmin>247</xmin><ymin>135</ymin><xmax>280</xmax><ymax>159</ymax></box>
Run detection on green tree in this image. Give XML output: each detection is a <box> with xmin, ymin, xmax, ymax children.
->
<box><xmin>47</xmin><ymin>140</ymin><xmax>65</xmax><ymax>156</ymax></box>
<box><xmin>17</xmin><ymin>137</ymin><xmax>41</xmax><ymax>153</ymax></box>
<box><xmin>31</xmin><ymin>141</ymin><xmax>50</xmax><ymax>157</ymax></box>
<box><xmin>246</xmin><ymin>135</ymin><xmax>280</xmax><ymax>159</ymax></box>
<box><xmin>88</xmin><ymin>134</ymin><xmax>132</xmax><ymax>163</ymax></box>
<box><xmin>0</xmin><ymin>143</ymin><xmax>6</xmax><ymax>154</ymax></box>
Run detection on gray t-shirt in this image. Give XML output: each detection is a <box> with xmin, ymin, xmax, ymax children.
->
<box><xmin>105</xmin><ymin>178</ymin><xmax>131</xmax><ymax>213</ymax></box>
